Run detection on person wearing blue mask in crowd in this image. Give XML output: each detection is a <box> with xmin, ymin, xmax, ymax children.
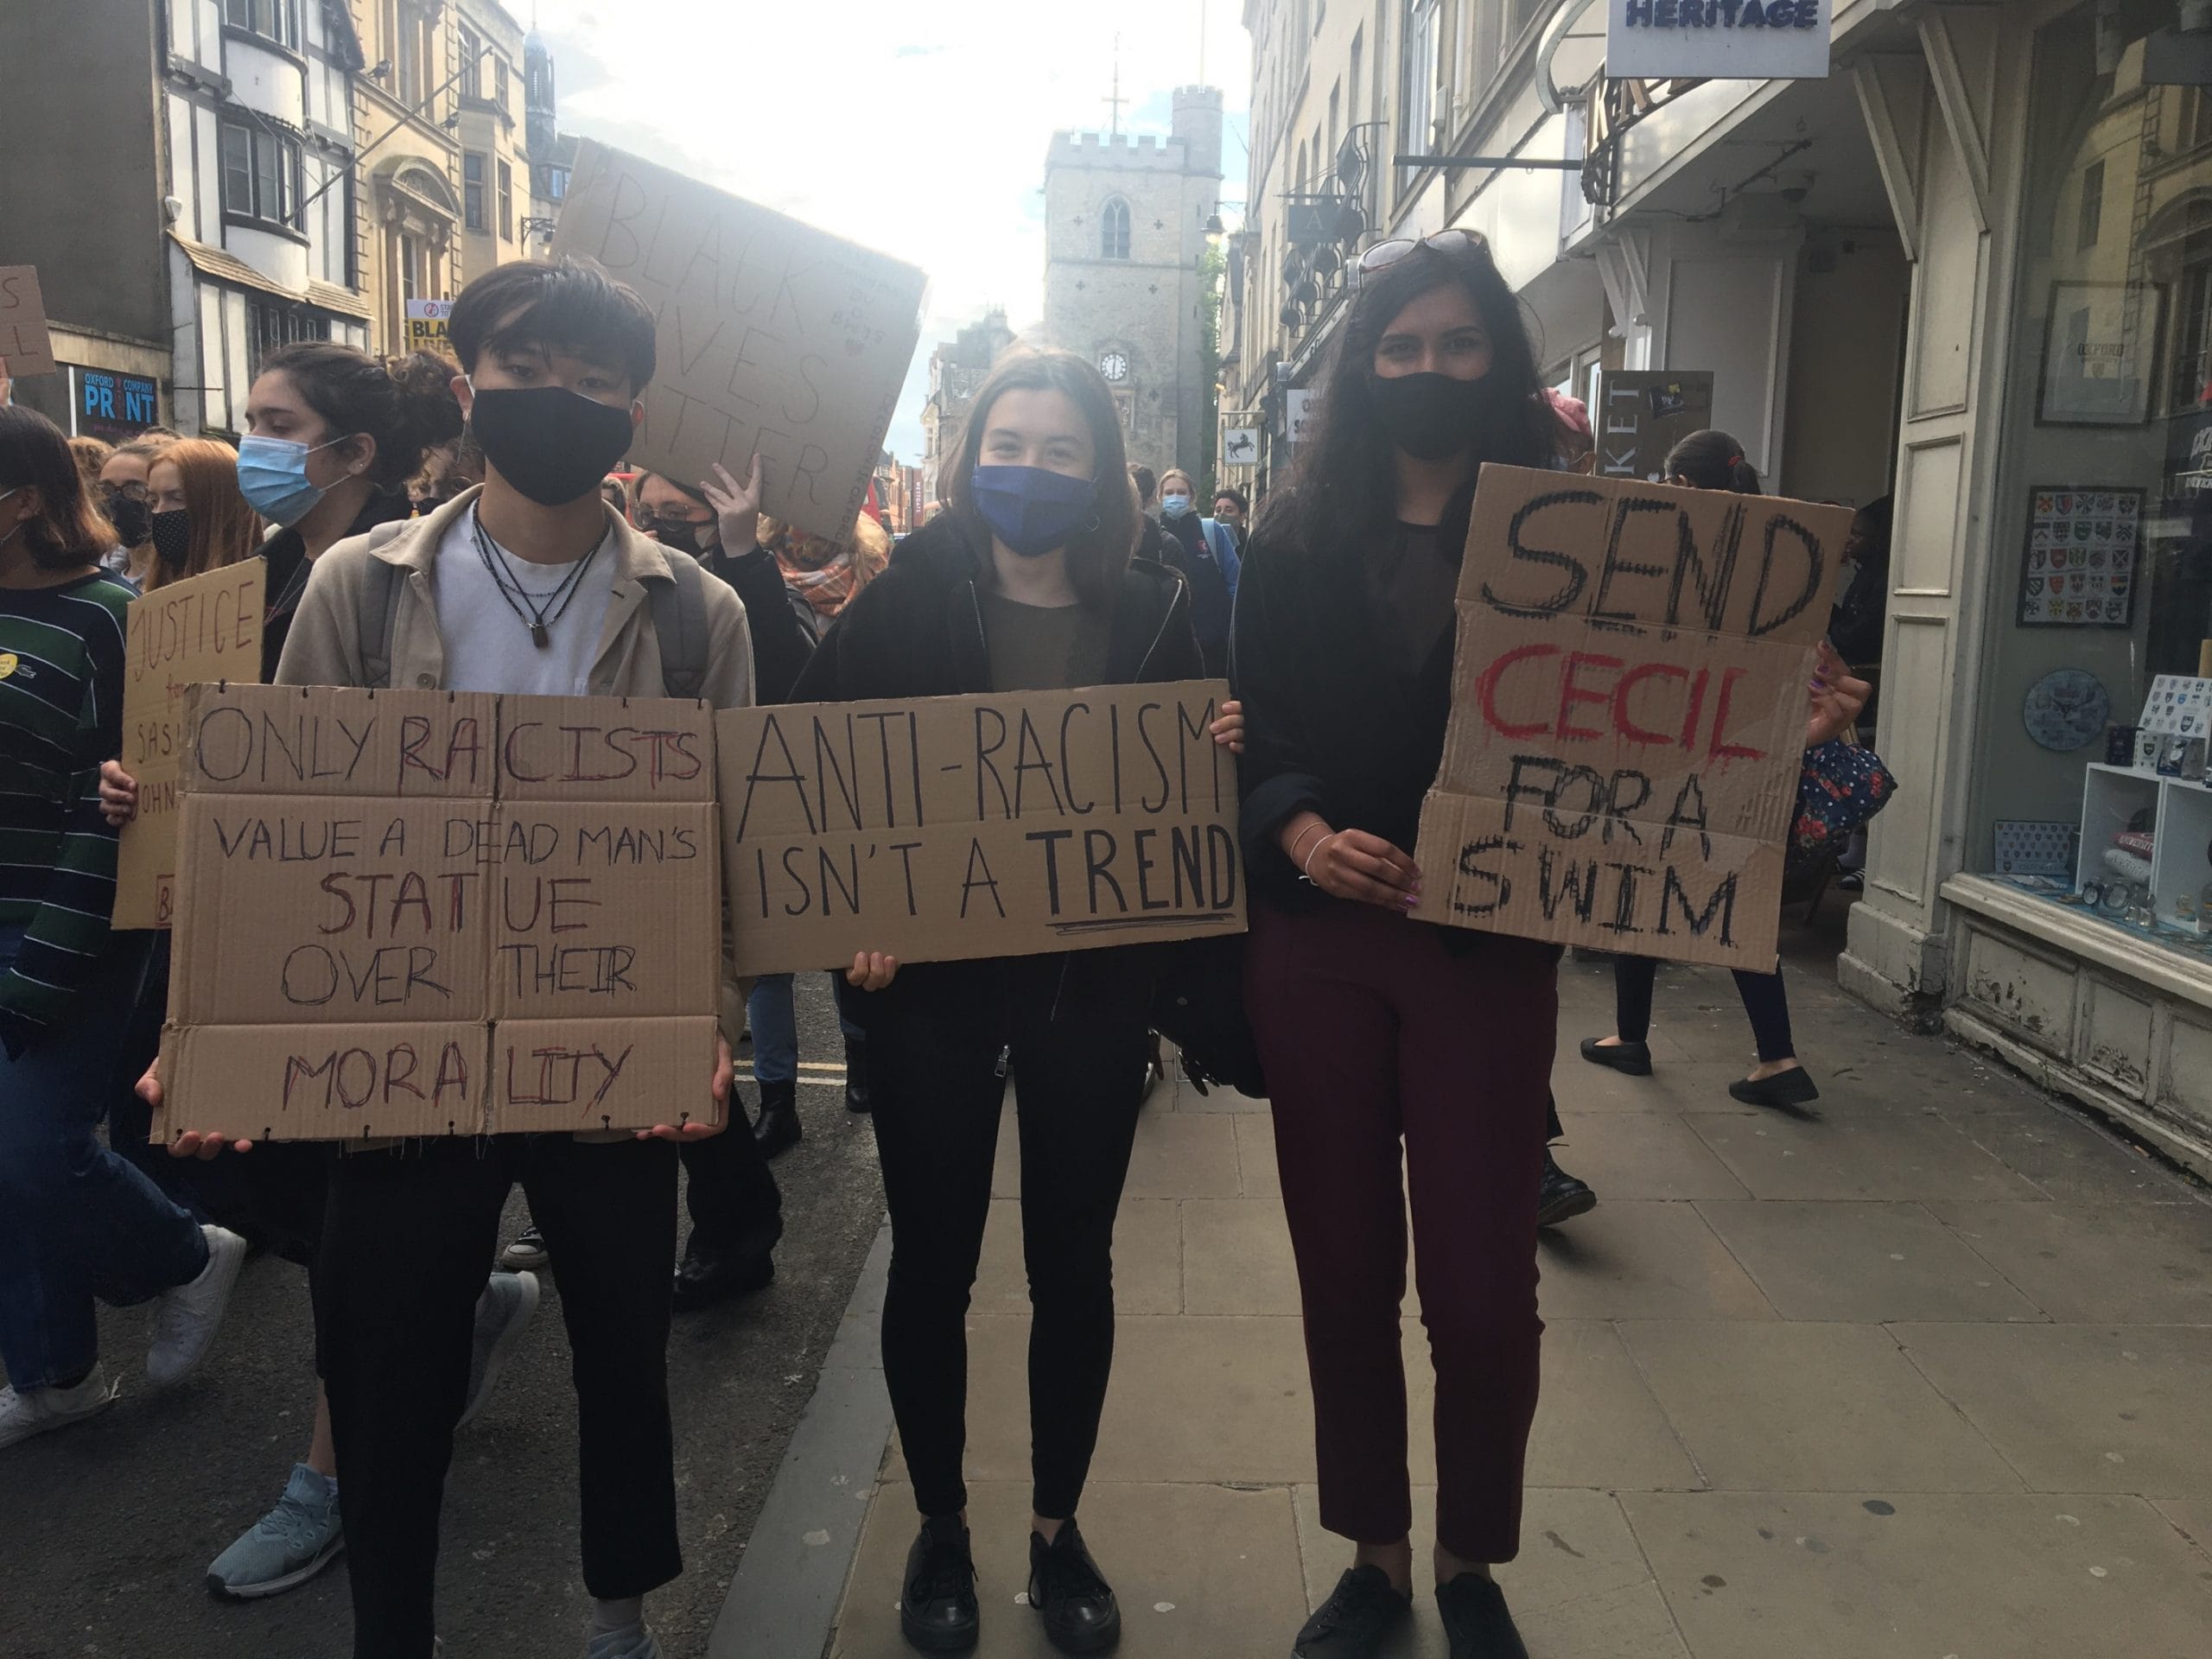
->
<box><xmin>792</xmin><ymin>350</ymin><xmax>1242</xmax><ymax>1656</ymax></box>
<box><xmin>1153</xmin><ymin>466</ymin><xmax>1242</xmax><ymax>678</ymax></box>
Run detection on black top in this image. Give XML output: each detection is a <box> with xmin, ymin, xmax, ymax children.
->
<box><xmin>1156</xmin><ymin>512</ymin><xmax>1233</xmax><ymax>657</ymax></box>
<box><xmin>791</xmin><ymin>513</ymin><xmax>1202</xmax><ymax>702</ymax></box>
<box><xmin>259</xmin><ymin>489</ymin><xmax>415</xmax><ymax>680</ymax></box>
<box><xmin>1231</xmin><ymin>484</ymin><xmax>1476</xmax><ymax>907</ymax></box>
<box><xmin>702</xmin><ymin>540</ymin><xmax>816</xmax><ymax>703</ymax></box>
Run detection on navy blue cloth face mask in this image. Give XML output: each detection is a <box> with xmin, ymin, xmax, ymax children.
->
<box><xmin>969</xmin><ymin>465</ymin><xmax>1098</xmax><ymax>558</ymax></box>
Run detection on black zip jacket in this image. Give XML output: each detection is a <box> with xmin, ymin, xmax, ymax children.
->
<box><xmin>702</xmin><ymin>541</ymin><xmax>815</xmax><ymax>703</ymax></box>
<box><xmin>260</xmin><ymin>489</ymin><xmax>414</xmax><ymax>680</ymax></box>
<box><xmin>791</xmin><ymin>512</ymin><xmax>1203</xmax><ymax>701</ymax></box>
<box><xmin>1231</xmin><ymin>485</ymin><xmax>1474</xmax><ymax>910</ymax></box>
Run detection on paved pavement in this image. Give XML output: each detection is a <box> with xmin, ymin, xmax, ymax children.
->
<box><xmin>811</xmin><ymin>943</ymin><xmax>2212</xmax><ymax>1659</ymax></box>
<box><xmin>0</xmin><ymin>976</ymin><xmax>886</xmax><ymax>1659</ymax></box>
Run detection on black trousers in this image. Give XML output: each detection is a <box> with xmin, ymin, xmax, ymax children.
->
<box><xmin>1613</xmin><ymin>955</ymin><xmax>1796</xmax><ymax>1064</ymax></box>
<box><xmin>855</xmin><ymin>955</ymin><xmax>1151</xmax><ymax>1522</ymax></box>
<box><xmin>679</xmin><ymin>1109</ymin><xmax>783</xmax><ymax>1259</ymax></box>
<box><xmin>316</xmin><ymin>1135</ymin><xmax>682</xmax><ymax>1659</ymax></box>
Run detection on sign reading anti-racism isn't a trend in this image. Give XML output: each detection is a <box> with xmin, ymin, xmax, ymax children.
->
<box><xmin>550</xmin><ymin>141</ymin><xmax>928</xmax><ymax>547</ymax></box>
<box><xmin>716</xmin><ymin>683</ymin><xmax>1246</xmax><ymax>976</ymax></box>
<box><xmin>1412</xmin><ymin>466</ymin><xmax>1849</xmax><ymax>972</ymax></box>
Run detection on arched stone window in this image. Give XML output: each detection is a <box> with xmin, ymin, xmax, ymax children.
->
<box><xmin>1101</xmin><ymin>198</ymin><xmax>1132</xmax><ymax>261</ymax></box>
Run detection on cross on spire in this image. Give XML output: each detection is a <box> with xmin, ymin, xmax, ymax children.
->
<box><xmin>1104</xmin><ymin>36</ymin><xmax>1127</xmax><ymax>137</ymax></box>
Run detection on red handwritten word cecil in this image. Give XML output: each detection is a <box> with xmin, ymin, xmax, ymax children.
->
<box><xmin>1476</xmin><ymin>645</ymin><xmax>1766</xmax><ymax>762</ymax></box>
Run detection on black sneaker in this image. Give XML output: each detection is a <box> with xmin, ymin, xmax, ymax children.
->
<box><xmin>901</xmin><ymin>1516</ymin><xmax>978</xmax><ymax>1653</ymax></box>
<box><xmin>1293</xmin><ymin>1565</ymin><xmax>1412</xmax><ymax>1657</ymax></box>
<box><xmin>1027</xmin><ymin>1519</ymin><xmax>1121</xmax><ymax>1653</ymax></box>
<box><xmin>1436</xmin><ymin>1573</ymin><xmax>1529</xmax><ymax>1658</ymax></box>
<box><xmin>1536</xmin><ymin>1150</ymin><xmax>1598</xmax><ymax>1229</ymax></box>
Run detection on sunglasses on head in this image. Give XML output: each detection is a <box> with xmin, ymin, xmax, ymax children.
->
<box><xmin>1353</xmin><ymin>229</ymin><xmax>1491</xmax><ymax>283</ymax></box>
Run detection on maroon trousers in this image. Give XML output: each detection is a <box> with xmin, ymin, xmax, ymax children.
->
<box><xmin>1247</xmin><ymin>897</ymin><xmax>1558</xmax><ymax>1563</ymax></box>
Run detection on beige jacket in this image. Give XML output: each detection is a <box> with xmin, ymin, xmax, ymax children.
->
<box><xmin>275</xmin><ymin>486</ymin><xmax>756</xmax><ymax>710</ymax></box>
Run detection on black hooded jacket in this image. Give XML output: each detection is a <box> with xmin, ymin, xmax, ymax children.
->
<box><xmin>791</xmin><ymin>512</ymin><xmax>1203</xmax><ymax>702</ymax></box>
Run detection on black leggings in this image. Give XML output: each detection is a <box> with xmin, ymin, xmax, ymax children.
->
<box><xmin>856</xmin><ymin>957</ymin><xmax>1150</xmax><ymax>1523</ymax></box>
<box><xmin>1614</xmin><ymin>956</ymin><xmax>1796</xmax><ymax>1064</ymax></box>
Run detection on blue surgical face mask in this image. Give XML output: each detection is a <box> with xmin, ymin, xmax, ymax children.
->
<box><xmin>969</xmin><ymin>465</ymin><xmax>1098</xmax><ymax>558</ymax></box>
<box><xmin>1160</xmin><ymin>493</ymin><xmax>1193</xmax><ymax>519</ymax></box>
<box><xmin>236</xmin><ymin>434</ymin><xmax>350</xmax><ymax>527</ymax></box>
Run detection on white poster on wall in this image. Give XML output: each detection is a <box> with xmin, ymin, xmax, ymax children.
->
<box><xmin>1283</xmin><ymin>391</ymin><xmax>1314</xmax><ymax>447</ymax></box>
<box><xmin>1607</xmin><ymin>0</ymin><xmax>1833</xmax><ymax>82</ymax></box>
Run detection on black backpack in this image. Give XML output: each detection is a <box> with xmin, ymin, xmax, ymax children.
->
<box><xmin>352</xmin><ymin>520</ymin><xmax>711</xmax><ymax>698</ymax></box>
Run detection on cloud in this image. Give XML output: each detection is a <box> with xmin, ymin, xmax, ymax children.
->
<box><xmin>528</xmin><ymin>0</ymin><xmax>1249</xmax><ymax>460</ymax></box>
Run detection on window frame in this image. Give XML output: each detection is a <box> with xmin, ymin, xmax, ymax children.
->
<box><xmin>1101</xmin><ymin>197</ymin><xmax>1133</xmax><ymax>261</ymax></box>
<box><xmin>497</xmin><ymin>158</ymin><xmax>514</xmax><ymax>243</ymax></box>
<box><xmin>463</xmin><ymin>150</ymin><xmax>487</xmax><ymax>233</ymax></box>
<box><xmin>219</xmin><ymin>114</ymin><xmax>305</xmax><ymax>234</ymax></box>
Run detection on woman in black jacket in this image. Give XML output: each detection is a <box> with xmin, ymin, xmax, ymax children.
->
<box><xmin>1232</xmin><ymin>231</ymin><xmax>1562</xmax><ymax>1659</ymax></box>
<box><xmin>795</xmin><ymin>349</ymin><xmax>1221</xmax><ymax>1657</ymax></box>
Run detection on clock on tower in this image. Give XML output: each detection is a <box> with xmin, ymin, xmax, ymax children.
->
<box><xmin>1097</xmin><ymin>350</ymin><xmax>1130</xmax><ymax>384</ymax></box>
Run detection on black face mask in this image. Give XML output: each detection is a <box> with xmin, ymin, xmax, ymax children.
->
<box><xmin>466</xmin><ymin>384</ymin><xmax>635</xmax><ymax>507</ymax></box>
<box><xmin>1369</xmin><ymin>371</ymin><xmax>1518</xmax><ymax>462</ymax></box>
<box><xmin>149</xmin><ymin>507</ymin><xmax>193</xmax><ymax>572</ymax></box>
<box><xmin>105</xmin><ymin>494</ymin><xmax>152</xmax><ymax>548</ymax></box>
<box><xmin>652</xmin><ymin>519</ymin><xmax>706</xmax><ymax>556</ymax></box>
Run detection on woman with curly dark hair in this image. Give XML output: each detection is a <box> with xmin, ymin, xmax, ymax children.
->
<box><xmin>1231</xmin><ymin>230</ymin><xmax>1560</xmax><ymax>1659</ymax></box>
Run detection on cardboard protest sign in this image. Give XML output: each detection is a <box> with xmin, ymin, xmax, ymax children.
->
<box><xmin>158</xmin><ymin>684</ymin><xmax>722</xmax><ymax>1141</ymax></box>
<box><xmin>717</xmin><ymin>682</ymin><xmax>1243</xmax><ymax>976</ymax></box>
<box><xmin>0</xmin><ymin>267</ymin><xmax>57</xmax><ymax>377</ymax></box>
<box><xmin>113</xmin><ymin>561</ymin><xmax>267</xmax><ymax>930</ymax></box>
<box><xmin>1410</xmin><ymin>466</ymin><xmax>1849</xmax><ymax>970</ymax></box>
<box><xmin>550</xmin><ymin>141</ymin><xmax>927</xmax><ymax>546</ymax></box>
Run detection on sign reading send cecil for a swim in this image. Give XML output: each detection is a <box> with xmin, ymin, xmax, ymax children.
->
<box><xmin>1411</xmin><ymin>466</ymin><xmax>1848</xmax><ymax>972</ymax></box>
<box><xmin>157</xmin><ymin>684</ymin><xmax>723</xmax><ymax>1142</ymax></box>
<box><xmin>1608</xmin><ymin>0</ymin><xmax>1832</xmax><ymax>83</ymax></box>
<box><xmin>715</xmin><ymin>683</ymin><xmax>1243</xmax><ymax>976</ymax></box>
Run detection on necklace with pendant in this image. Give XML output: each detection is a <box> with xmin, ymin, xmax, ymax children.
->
<box><xmin>472</xmin><ymin>508</ymin><xmax>601</xmax><ymax>648</ymax></box>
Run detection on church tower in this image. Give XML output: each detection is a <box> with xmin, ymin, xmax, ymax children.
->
<box><xmin>1041</xmin><ymin>86</ymin><xmax>1224</xmax><ymax>477</ymax></box>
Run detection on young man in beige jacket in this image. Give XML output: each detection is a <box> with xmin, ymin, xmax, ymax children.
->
<box><xmin>165</xmin><ymin>257</ymin><xmax>752</xmax><ymax>1659</ymax></box>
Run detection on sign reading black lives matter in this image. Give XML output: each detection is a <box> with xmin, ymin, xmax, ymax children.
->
<box><xmin>550</xmin><ymin>141</ymin><xmax>927</xmax><ymax>546</ymax></box>
<box><xmin>715</xmin><ymin>683</ymin><xmax>1245</xmax><ymax>976</ymax></box>
<box><xmin>1411</xmin><ymin>467</ymin><xmax>1848</xmax><ymax>972</ymax></box>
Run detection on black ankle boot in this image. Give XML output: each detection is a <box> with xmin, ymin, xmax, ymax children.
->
<box><xmin>1436</xmin><ymin>1573</ymin><xmax>1529</xmax><ymax>1658</ymax></box>
<box><xmin>751</xmin><ymin>1079</ymin><xmax>801</xmax><ymax>1159</ymax></box>
<box><xmin>1027</xmin><ymin>1519</ymin><xmax>1120</xmax><ymax>1653</ymax></box>
<box><xmin>1537</xmin><ymin>1149</ymin><xmax>1598</xmax><ymax>1229</ymax></box>
<box><xmin>844</xmin><ymin>1033</ymin><xmax>871</xmax><ymax>1115</ymax></box>
<box><xmin>901</xmin><ymin>1515</ymin><xmax>978</xmax><ymax>1652</ymax></box>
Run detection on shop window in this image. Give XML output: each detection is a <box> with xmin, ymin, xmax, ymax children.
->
<box><xmin>1101</xmin><ymin>198</ymin><xmax>1131</xmax><ymax>261</ymax></box>
<box><xmin>1973</xmin><ymin>7</ymin><xmax>2212</xmax><ymax>969</ymax></box>
<box><xmin>247</xmin><ymin>299</ymin><xmax>328</xmax><ymax>378</ymax></box>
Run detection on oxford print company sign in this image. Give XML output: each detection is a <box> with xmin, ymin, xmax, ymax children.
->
<box><xmin>1608</xmin><ymin>0</ymin><xmax>1832</xmax><ymax>82</ymax></box>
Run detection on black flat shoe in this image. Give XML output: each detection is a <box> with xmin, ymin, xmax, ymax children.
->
<box><xmin>1728</xmin><ymin>1066</ymin><xmax>1821</xmax><ymax>1108</ymax></box>
<box><xmin>1292</xmin><ymin>1565</ymin><xmax>1412</xmax><ymax>1657</ymax></box>
<box><xmin>1537</xmin><ymin>1149</ymin><xmax>1597</xmax><ymax>1229</ymax></box>
<box><xmin>1437</xmin><ymin>1573</ymin><xmax>1529</xmax><ymax>1659</ymax></box>
<box><xmin>844</xmin><ymin>1035</ymin><xmax>872</xmax><ymax>1115</ymax></box>
<box><xmin>901</xmin><ymin>1516</ymin><xmax>978</xmax><ymax>1653</ymax></box>
<box><xmin>751</xmin><ymin>1080</ymin><xmax>802</xmax><ymax>1159</ymax></box>
<box><xmin>671</xmin><ymin>1244</ymin><xmax>773</xmax><ymax>1313</ymax></box>
<box><xmin>1028</xmin><ymin>1518</ymin><xmax>1121</xmax><ymax>1653</ymax></box>
<box><xmin>1578</xmin><ymin>1037</ymin><xmax>1652</xmax><ymax>1076</ymax></box>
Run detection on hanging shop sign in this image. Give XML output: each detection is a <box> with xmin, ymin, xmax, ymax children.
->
<box><xmin>74</xmin><ymin>366</ymin><xmax>160</xmax><ymax>442</ymax></box>
<box><xmin>1608</xmin><ymin>0</ymin><xmax>1833</xmax><ymax>83</ymax></box>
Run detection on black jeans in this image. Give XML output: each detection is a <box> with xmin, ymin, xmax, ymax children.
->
<box><xmin>1613</xmin><ymin>956</ymin><xmax>1796</xmax><ymax>1064</ymax></box>
<box><xmin>679</xmin><ymin>1109</ymin><xmax>783</xmax><ymax>1260</ymax></box>
<box><xmin>855</xmin><ymin>954</ymin><xmax>1151</xmax><ymax>1523</ymax></box>
<box><xmin>316</xmin><ymin>1134</ymin><xmax>682</xmax><ymax>1659</ymax></box>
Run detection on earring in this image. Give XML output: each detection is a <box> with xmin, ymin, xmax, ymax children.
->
<box><xmin>1084</xmin><ymin>512</ymin><xmax>1102</xmax><ymax>532</ymax></box>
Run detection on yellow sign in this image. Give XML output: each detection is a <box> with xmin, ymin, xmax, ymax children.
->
<box><xmin>0</xmin><ymin>652</ymin><xmax>17</xmax><ymax>678</ymax></box>
<box><xmin>404</xmin><ymin>298</ymin><xmax>454</xmax><ymax>355</ymax></box>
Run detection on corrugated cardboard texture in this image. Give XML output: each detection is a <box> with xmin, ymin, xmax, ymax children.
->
<box><xmin>494</xmin><ymin>696</ymin><xmax>717</xmax><ymax>803</ymax></box>
<box><xmin>549</xmin><ymin>141</ymin><xmax>927</xmax><ymax>547</ymax></box>
<box><xmin>181</xmin><ymin>682</ymin><xmax>499</xmax><ymax>798</ymax></box>
<box><xmin>489</xmin><ymin>802</ymin><xmax>721</xmax><ymax>1020</ymax></box>
<box><xmin>1410</xmin><ymin>466</ymin><xmax>1851</xmax><ymax>970</ymax></box>
<box><xmin>717</xmin><ymin>681</ymin><xmax>1245</xmax><ymax>976</ymax></box>
<box><xmin>163</xmin><ymin>685</ymin><xmax>721</xmax><ymax>1140</ymax></box>
<box><xmin>113</xmin><ymin>560</ymin><xmax>265</xmax><ymax>929</ymax></box>
<box><xmin>489</xmin><ymin>1015</ymin><xmax>724</xmax><ymax>1135</ymax></box>
<box><xmin>158</xmin><ymin>1023</ymin><xmax>492</xmax><ymax>1141</ymax></box>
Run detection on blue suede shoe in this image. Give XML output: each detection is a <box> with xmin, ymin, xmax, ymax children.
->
<box><xmin>205</xmin><ymin>1463</ymin><xmax>343</xmax><ymax>1600</ymax></box>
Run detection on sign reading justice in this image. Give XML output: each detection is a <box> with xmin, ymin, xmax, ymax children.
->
<box><xmin>1412</xmin><ymin>466</ymin><xmax>1848</xmax><ymax>970</ymax></box>
<box><xmin>716</xmin><ymin>683</ymin><xmax>1244</xmax><ymax>976</ymax></box>
<box><xmin>158</xmin><ymin>684</ymin><xmax>723</xmax><ymax>1141</ymax></box>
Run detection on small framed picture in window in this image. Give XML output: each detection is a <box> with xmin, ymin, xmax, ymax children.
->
<box><xmin>2038</xmin><ymin>281</ymin><xmax>2164</xmax><ymax>426</ymax></box>
<box><xmin>2017</xmin><ymin>485</ymin><xmax>2142</xmax><ymax>627</ymax></box>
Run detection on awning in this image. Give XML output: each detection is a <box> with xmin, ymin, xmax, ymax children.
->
<box><xmin>168</xmin><ymin>235</ymin><xmax>370</xmax><ymax>321</ymax></box>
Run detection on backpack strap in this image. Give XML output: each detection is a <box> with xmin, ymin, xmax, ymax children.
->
<box><xmin>354</xmin><ymin>523</ymin><xmax>412</xmax><ymax>690</ymax></box>
<box><xmin>648</xmin><ymin>550</ymin><xmax>710</xmax><ymax>701</ymax></box>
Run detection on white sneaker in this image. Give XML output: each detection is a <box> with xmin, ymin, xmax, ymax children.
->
<box><xmin>458</xmin><ymin>1269</ymin><xmax>540</xmax><ymax>1429</ymax></box>
<box><xmin>147</xmin><ymin>1224</ymin><xmax>248</xmax><ymax>1388</ymax></box>
<box><xmin>0</xmin><ymin>1363</ymin><xmax>120</xmax><ymax>1452</ymax></box>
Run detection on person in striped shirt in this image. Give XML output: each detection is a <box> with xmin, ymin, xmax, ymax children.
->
<box><xmin>0</xmin><ymin>405</ymin><xmax>245</xmax><ymax>1452</ymax></box>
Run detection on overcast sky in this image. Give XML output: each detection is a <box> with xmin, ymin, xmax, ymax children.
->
<box><xmin>528</xmin><ymin>1</ymin><xmax>1253</xmax><ymax>461</ymax></box>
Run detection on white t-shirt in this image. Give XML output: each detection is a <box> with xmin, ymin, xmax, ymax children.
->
<box><xmin>433</xmin><ymin>505</ymin><xmax>616</xmax><ymax>696</ymax></box>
